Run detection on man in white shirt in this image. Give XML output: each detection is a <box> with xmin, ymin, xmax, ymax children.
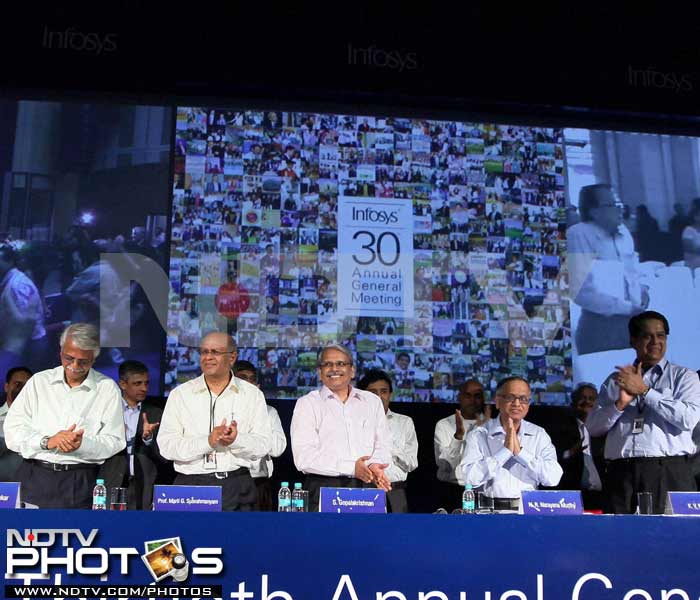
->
<box><xmin>460</xmin><ymin>376</ymin><xmax>562</xmax><ymax>510</ymax></box>
<box><xmin>233</xmin><ymin>359</ymin><xmax>287</xmax><ymax>511</ymax></box>
<box><xmin>291</xmin><ymin>344</ymin><xmax>392</xmax><ymax>512</ymax></box>
<box><xmin>0</xmin><ymin>366</ymin><xmax>32</xmax><ymax>481</ymax></box>
<box><xmin>434</xmin><ymin>379</ymin><xmax>489</xmax><ymax>509</ymax></box>
<box><xmin>358</xmin><ymin>369</ymin><xmax>418</xmax><ymax>513</ymax></box>
<box><xmin>3</xmin><ymin>323</ymin><xmax>125</xmax><ymax>508</ymax></box>
<box><xmin>568</xmin><ymin>184</ymin><xmax>648</xmax><ymax>354</ymax></box>
<box><xmin>551</xmin><ymin>382</ymin><xmax>605</xmax><ymax>510</ymax></box>
<box><xmin>158</xmin><ymin>332</ymin><xmax>272</xmax><ymax>511</ymax></box>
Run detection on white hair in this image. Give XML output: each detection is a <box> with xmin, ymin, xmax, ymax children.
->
<box><xmin>60</xmin><ymin>323</ymin><xmax>101</xmax><ymax>359</ymax></box>
<box><xmin>317</xmin><ymin>344</ymin><xmax>354</xmax><ymax>366</ymax></box>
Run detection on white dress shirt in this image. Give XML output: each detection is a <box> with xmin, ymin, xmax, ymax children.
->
<box><xmin>434</xmin><ymin>413</ymin><xmax>481</xmax><ymax>484</ymax></box>
<box><xmin>460</xmin><ymin>418</ymin><xmax>563</xmax><ymax>498</ymax></box>
<box><xmin>158</xmin><ymin>374</ymin><xmax>272</xmax><ymax>475</ymax></box>
<box><xmin>587</xmin><ymin>358</ymin><xmax>700</xmax><ymax>459</ymax></box>
<box><xmin>249</xmin><ymin>405</ymin><xmax>287</xmax><ymax>479</ymax></box>
<box><xmin>290</xmin><ymin>386</ymin><xmax>392</xmax><ymax>477</ymax></box>
<box><xmin>3</xmin><ymin>366</ymin><xmax>125</xmax><ymax>464</ymax></box>
<box><xmin>385</xmin><ymin>409</ymin><xmax>418</xmax><ymax>483</ymax></box>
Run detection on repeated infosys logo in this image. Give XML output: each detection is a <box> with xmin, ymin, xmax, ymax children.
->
<box><xmin>347</xmin><ymin>42</ymin><xmax>420</xmax><ymax>72</ymax></box>
<box><xmin>5</xmin><ymin>528</ymin><xmax>222</xmax><ymax>581</ymax></box>
<box><xmin>42</xmin><ymin>25</ymin><xmax>118</xmax><ymax>54</ymax></box>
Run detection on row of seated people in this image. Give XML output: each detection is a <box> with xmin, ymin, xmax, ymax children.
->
<box><xmin>1</xmin><ymin>310</ymin><xmax>699</xmax><ymax>514</ymax></box>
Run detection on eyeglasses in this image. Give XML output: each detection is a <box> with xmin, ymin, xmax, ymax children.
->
<box><xmin>61</xmin><ymin>353</ymin><xmax>93</xmax><ymax>368</ymax></box>
<box><xmin>199</xmin><ymin>349</ymin><xmax>235</xmax><ymax>357</ymax></box>
<box><xmin>319</xmin><ymin>361</ymin><xmax>352</xmax><ymax>369</ymax></box>
<box><xmin>498</xmin><ymin>394</ymin><xmax>531</xmax><ymax>405</ymax></box>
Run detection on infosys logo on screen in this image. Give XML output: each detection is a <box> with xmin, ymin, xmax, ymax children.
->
<box><xmin>351</xmin><ymin>206</ymin><xmax>400</xmax><ymax>224</ymax></box>
<box><xmin>347</xmin><ymin>42</ymin><xmax>419</xmax><ymax>72</ymax></box>
<box><xmin>42</xmin><ymin>26</ymin><xmax>118</xmax><ymax>54</ymax></box>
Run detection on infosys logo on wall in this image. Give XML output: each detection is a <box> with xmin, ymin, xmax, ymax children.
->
<box><xmin>347</xmin><ymin>42</ymin><xmax>419</xmax><ymax>72</ymax></box>
<box><xmin>627</xmin><ymin>65</ymin><xmax>693</xmax><ymax>93</ymax></box>
<box><xmin>42</xmin><ymin>25</ymin><xmax>118</xmax><ymax>54</ymax></box>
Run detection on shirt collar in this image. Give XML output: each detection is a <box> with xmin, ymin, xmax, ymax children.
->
<box><xmin>320</xmin><ymin>384</ymin><xmax>362</xmax><ymax>403</ymax></box>
<box><xmin>194</xmin><ymin>371</ymin><xmax>239</xmax><ymax>393</ymax></box>
<box><xmin>121</xmin><ymin>397</ymin><xmax>142</xmax><ymax>412</ymax></box>
<box><xmin>51</xmin><ymin>366</ymin><xmax>97</xmax><ymax>390</ymax></box>
<box><xmin>634</xmin><ymin>357</ymin><xmax>667</xmax><ymax>375</ymax></box>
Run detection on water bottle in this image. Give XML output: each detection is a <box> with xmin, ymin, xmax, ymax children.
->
<box><xmin>462</xmin><ymin>484</ymin><xmax>475</xmax><ymax>514</ymax></box>
<box><xmin>292</xmin><ymin>482</ymin><xmax>305</xmax><ymax>512</ymax></box>
<box><xmin>278</xmin><ymin>481</ymin><xmax>291</xmax><ymax>512</ymax></box>
<box><xmin>92</xmin><ymin>478</ymin><xmax>107</xmax><ymax>510</ymax></box>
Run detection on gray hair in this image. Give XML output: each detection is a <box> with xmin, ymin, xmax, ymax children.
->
<box><xmin>317</xmin><ymin>344</ymin><xmax>354</xmax><ymax>366</ymax></box>
<box><xmin>60</xmin><ymin>323</ymin><xmax>101</xmax><ymax>359</ymax></box>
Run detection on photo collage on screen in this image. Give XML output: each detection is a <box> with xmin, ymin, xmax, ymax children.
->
<box><xmin>167</xmin><ymin>107</ymin><xmax>572</xmax><ymax>404</ymax></box>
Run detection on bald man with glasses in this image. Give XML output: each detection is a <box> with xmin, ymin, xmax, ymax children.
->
<box><xmin>158</xmin><ymin>332</ymin><xmax>272</xmax><ymax>511</ymax></box>
<box><xmin>459</xmin><ymin>376</ymin><xmax>562</xmax><ymax>510</ymax></box>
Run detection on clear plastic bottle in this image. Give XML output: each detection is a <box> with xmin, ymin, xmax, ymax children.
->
<box><xmin>92</xmin><ymin>478</ymin><xmax>107</xmax><ymax>510</ymax></box>
<box><xmin>292</xmin><ymin>482</ymin><xmax>305</xmax><ymax>512</ymax></box>
<box><xmin>462</xmin><ymin>484</ymin><xmax>475</xmax><ymax>514</ymax></box>
<box><xmin>278</xmin><ymin>481</ymin><xmax>292</xmax><ymax>512</ymax></box>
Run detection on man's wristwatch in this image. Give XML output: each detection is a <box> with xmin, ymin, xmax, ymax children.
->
<box><xmin>40</xmin><ymin>436</ymin><xmax>50</xmax><ymax>451</ymax></box>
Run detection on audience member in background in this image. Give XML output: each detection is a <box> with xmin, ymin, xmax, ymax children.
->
<box><xmin>434</xmin><ymin>379</ymin><xmax>489</xmax><ymax>510</ymax></box>
<box><xmin>460</xmin><ymin>376</ymin><xmax>562</xmax><ymax>511</ymax></box>
<box><xmin>587</xmin><ymin>311</ymin><xmax>700</xmax><ymax>514</ymax></box>
<box><xmin>233</xmin><ymin>359</ymin><xmax>287</xmax><ymax>511</ymax></box>
<box><xmin>291</xmin><ymin>344</ymin><xmax>392</xmax><ymax>512</ymax></box>
<box><xmin>99</xmin><ymin>360</ymin><xmax>164</xmax><ymax>510</ymax></box>
<box><xmin>681</xmin><ymin>202</ymin><xmax>700</xmax><ymax>269</ymax></box>
<box><xmin>158</xmin><ymin>332</ymin><xmax>272</xmax><ymax>511</ymax></box>
<box><xmin>551</xmin><ymin>382</ymin><xmax>605</xmax><ymax>511</ymax></box>
<box><xmin>358</xmin><ymin>369</ymin><xmax>418</xmax><ymax>513</ymax></box>
<box><xmin>669</xmin><ymin>202</ymin><xmax>689</xmax><ymax>262</ymax></box>
<box><xmin>0</xmin><ymin>366</ymin><xmax>32</xmax><ymax>481</ymax></box>
<box><xmin>3</xmin><ymin>323</ymin><xmax>124</xmax><ymax>508</ymax></box>
<box><xmin>634</xmin><ymin>204</ymin><xmax>660</xmax><ymax>263</ymax></box>
<box><xmin>568</xmin><ymin>184</ymin><xmax>649</xmax><ymax>355</ymax></box>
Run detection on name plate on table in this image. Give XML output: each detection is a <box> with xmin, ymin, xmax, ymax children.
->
<box><xmin>521</xmin><ymin>490</ymin><xmax>582</xmax><ymax>515</ymax></box>
<box><xmin>153</xmin><ymin>485</ymin><xmax>222</xmax><ymax>512</ymax></box>
<box><xmin>667</xmin><ymin>492</ymin><xmax>700</xmax><ymax>516</ymax></box>
<box><xmin>319</xmin><ymin>487</ymin><xmax>386</xmax><ymax>513</ymax></box>
<box><xmin>0</xmin><ymin>482</ymin><xmax>20</xmax><ymax>508</ymax></box>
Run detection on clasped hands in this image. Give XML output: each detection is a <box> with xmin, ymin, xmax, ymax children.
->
<box><xmin>48</xmin><ymin>424</ymin><xmax>84</xmax><ymax>453</ymax></box>
<box><xmin>354</xmin><ymin>455</ymin><xmax>392</xmax><ymax>492</ymax></box>
<box><xmin>614</xmin><ymin>363</ymin><xmax>649</xmax><ymax>410</ymax></box>
<box><xmin>503</xmin><ymin>417</ymin><xmax>521</xmax><ymax>455</ymax></box>
<box><xmin>208</xmin><ymin>418</ymin><xmax>238</xmax><ymax>448</ymax></box>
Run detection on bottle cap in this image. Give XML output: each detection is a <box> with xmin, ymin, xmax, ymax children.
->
<box><xmin>294</xmin><ymin>483</ymin><xmax>302</xmax><ymax>489</ymax></box>
<box><xmin>465</xmin><ymin>484</ymin><xmax>472</xmax><ymax>490</ymax></box>
<box><xmin>281</xmin><ymin>482</ymin><xmax>289</xmax><ymax>487</ymax></box>
<box><xmin>96</xmin><ymin>479</ymin><xmax>105</xmax><ymax>485</ymax></box>
<box><xmin>172</xmin><ymin>553</ymin><xmax>187</xmax><ymax>569</ymax></box>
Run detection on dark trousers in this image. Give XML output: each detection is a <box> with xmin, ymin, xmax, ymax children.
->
<box><xmin>386</xmin><ymin>481</ymin><xmax>408</xmax><ymax>513</ymax></box>
<box><xmin>174</xmin><ymin>468</ymin><xmax>257</xmax><ymax>511</ymax></box>
<box><xmin>305</xmin><ymin>474</ymin><xmax>371</xmax><ymax>512</ymax></box>
<box><xmin>606</xmin><ymin>455</ymin><xmax>696</xmax><ymax>514</ymax></box>
<box><xmin>18</xmin><ymin>460</ymin><xmax>98</xmax><ymax>509</ymax></box>
<box><xmin>438</xmin><ymin>481</ymin><xmax>464</xmax><ymax>513</ymax></box>
<box><xmin>254</xmin><ymin>477</ymin><xmax>274</xmax><ymax>511</ymax></box>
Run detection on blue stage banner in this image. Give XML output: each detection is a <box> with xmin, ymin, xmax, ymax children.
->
<box><xmin>2</xmin><ymin>510</ymin><xmax>700</xmax><ymax>600</ymax></box>
<box><xmin>521</xmin><ymin>490</ymin><xmax>583</xmax><ymax>515</ymax></box>
<box><xmin>319</xmin><ymin>487</ymin><xmax>386</xmax><ymax>513</ymax></box>
<box><xmin>153</xmin><ymin>485</ymin><xmax>222</xmax><ymax>512</ymax></box>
